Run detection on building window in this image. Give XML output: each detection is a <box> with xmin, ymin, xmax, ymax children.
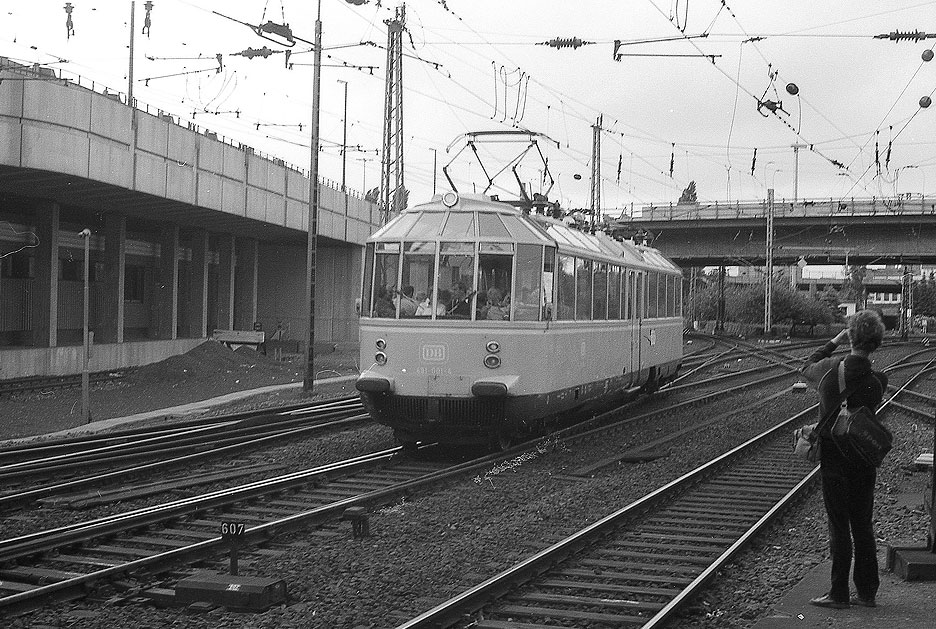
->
<box><xmin>1</xmin><ymin>251</ymin><xmax>32</xmax><ymax>279</ymax></box>
<box><xmin>60</xmin><ymin>257</ymin><xmax>81</xmax><ymax>281</ymax></box>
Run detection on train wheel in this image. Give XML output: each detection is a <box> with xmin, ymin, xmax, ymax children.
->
<box><xmin>393</xmin><ymin>430</ymin><xmax>418</xmax><ymax>452</ymax></box>
<box><xmin>491</xmin><ymin>427</ymin><xmax>514</xmax><ymax>452</ymax></box>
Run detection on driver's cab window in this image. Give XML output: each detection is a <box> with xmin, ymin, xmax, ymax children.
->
<box><xmin>477</xmin><ymin>242</ymin><xmax>513</xmax><ymax>321</ymax></box>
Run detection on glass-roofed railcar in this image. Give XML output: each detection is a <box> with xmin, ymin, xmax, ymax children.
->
<box><xmin>355</xmin><ymin>191</ymin><xmax>682</xmax><ymax>448</ymax></box>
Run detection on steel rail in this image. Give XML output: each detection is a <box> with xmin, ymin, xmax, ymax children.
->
<box><xmin>0</xmin><ymin>396</ymin><xmax>362</xmax><ymax>460</ymax></box>
<box><xmin>393</xmin><ymin>353</ymin><xmax>936</xmax><ymax>628</ymax></box>
<box><xmin>0</xmin><ymin>438</ymin><xmax>548</xmax><ymax>615</ymax></box>
<box><xmin>394</xmin><ymin>405</ymin><xmax>820</xmax><ymax>629</ymax></box>
<box><xmin>0</xmin><ymin>401</ymin><xmax>363</xmax><ymax>476</ymax></box>
<box><xmin>0</xmin><ymin>413</ymin><xmax>369</xmax><ymax>509</ymax></box>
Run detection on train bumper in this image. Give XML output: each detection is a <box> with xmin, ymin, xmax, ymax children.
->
<box><xmin>356</xmin><ymin>371</ymin><xmax>395</xmax><ymax>393</ymax></box>
<box><xmin>471</xmin><ymin>375</ymin><xmax>519</xmax><ymax>397</ymax></box>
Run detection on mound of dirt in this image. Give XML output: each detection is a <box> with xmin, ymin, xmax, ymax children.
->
<box><xmin>0</xmin><ymin>340</ymin><xmax>360</xmax><ymax>440</ymax></box>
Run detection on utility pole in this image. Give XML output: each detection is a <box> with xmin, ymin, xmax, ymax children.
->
<box><xmin>128</xmin><ymin>1</ymin><xmax>136</xmax><ymax>105</ymax></box>
<box><xmin>303</xmin><ymin>0</ymin><xmax>324</xmax><ymax>393</ymax></box>
<box><xmin>337</xmin><ymin>79</ymin><xmax>348</xmax><ymax>192</ymax></box>
<box><xmin>792</xmin><ymin>143</ymin><xmax>807</xmax><ymax>202</ymax></box>
<box><xmin>590</xmin><ymin>114</ymin><xmax>602</xmax><ymax>229</ymax></box>
<box><xmin>716</xmin><ymin>265</ymin><xmax>726</xmax><ymax>333</ymax></box>
<box><xmin>764</xmin><ymin>188</ymin><xmax>775</xmax><ymax>334</ymax></box>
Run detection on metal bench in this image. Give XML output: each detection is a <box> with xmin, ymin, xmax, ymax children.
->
<box><xmin>212</xmin><ymin>329</ymin><xmax>266</xmax><ymax>352</ymax></box>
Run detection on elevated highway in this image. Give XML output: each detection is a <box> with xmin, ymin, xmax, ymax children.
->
<box><xmin>608</xmin><ymin>197</ymin><xmax>936</xmax><ymax>267</ymax></box>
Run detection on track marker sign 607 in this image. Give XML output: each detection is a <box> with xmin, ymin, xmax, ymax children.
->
<box><xmin>221</xmin><ymin>521</ymin><xmax>246</xmax><ymax>540</ymax></box>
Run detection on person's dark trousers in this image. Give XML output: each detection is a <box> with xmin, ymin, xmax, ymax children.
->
<box><xmin>821</xmin><ymin>464</ymin><xmax>879</xmax><ymax>602</ymax></box>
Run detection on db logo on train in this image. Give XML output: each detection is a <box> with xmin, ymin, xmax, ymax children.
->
<box><xmin>421</xmin><ymin>344</ymin><xmax>446</xmax><ymax>362</ymax></box>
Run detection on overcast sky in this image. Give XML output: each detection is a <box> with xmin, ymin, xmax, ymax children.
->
<box><xmin>2</xmin><ymin>1</ymin><xmax>935</xmax><ymax>215</ymax></box>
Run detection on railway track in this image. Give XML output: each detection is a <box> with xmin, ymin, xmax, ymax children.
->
<box><xmin>397</xmin><ymin>419</ymin><xmax>818</xmax><ymax>628</ymax></box>
<box><xmin>0</xmin><ymin>442</ymin><xmax>525</xmax><ymax>615</ymax></box>
<box><xmin>2</xmin><ymin>340</ymin><xmax>932</xmax><ymax>622</ymax></box>
<box><xmin>0</xmin><ymin>396</ymin><xmax>367</xmax><ymax>509</ymax></box>
<box><xmin>0</xmin><ymin>370</ymin><xmax>129</xmax><ymax>397</ymax></box>
<box><xmin>394</xmin><ymin>353</ymin><xmax>936</xmax><ymax>629</ymax></box>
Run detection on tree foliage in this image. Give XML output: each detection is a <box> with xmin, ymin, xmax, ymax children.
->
<box><xmin>678</xmin><ymin>180</ymin><xmax>698</xmax><ymax>204</ymax></box>
<box><xmin>688</xmin><ymin>274</ymin><xmax>840</xmax><ymax>330</ymax></box>
<box><xmin>912</xmin><ymin>271</ymin><xmax>936</xmax><ymax>316</ymax></box>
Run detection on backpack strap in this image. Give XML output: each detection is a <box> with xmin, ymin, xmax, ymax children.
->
<box><xmin>816</xmin><ymin>359</ymin><xmax>857</xmax><ymax>435</ymax></box>
<box><xmin>838</xmin><ymin>360</ymin><xmax>848</xmax><ymax>412</ymax></box>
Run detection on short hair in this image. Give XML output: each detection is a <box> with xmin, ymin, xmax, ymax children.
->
<box><xmin>403</xmin><ymin>285</ymin><xmax>414</xmax><ymax>297</ymax></box>
<box><xmin>848</xmin><ymin>309</ymin><xmax>885</xmax><ymax>352</ymax></box>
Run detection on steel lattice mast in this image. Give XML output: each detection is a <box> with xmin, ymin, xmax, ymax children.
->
<box><xmin>590</xmin><ymin>114</ymin><xmax>602</xmax><ymax>228</ymax></box>
<box><xmin>380</xmin><ymin>5</ymin><xmax>405</xmax><ymax>224</ymax></box>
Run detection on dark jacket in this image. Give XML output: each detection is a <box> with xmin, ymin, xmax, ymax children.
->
<box><xmin>801</xmin><ymin>341</ymin><xmax>888</xmax><ymax>470</ymax></box>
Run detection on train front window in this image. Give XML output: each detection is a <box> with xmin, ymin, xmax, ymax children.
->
<box><xmin>514</xmin><ymin>244</ymin><xmax>542</xmax><ymax>321</ymax></box>
<box><xmin>405</xmin><ymin>212</ymin><xmax>445</xmax><ymax>240</ymax></box>
<box><xmin>478</xmin><ymin>213</ymin><xmax>511</xmax><ymax>239</ymax></box>
<box><xmin>440</xmin><ymin>212</ymin><xmax>474</xmax><ymax>239</ymax></box>
<box><xmin>371</xmin><ymin>243</ymin><xmax>400</xmax><ymax>318</ymax></box>
<box><xmin>438</xmin><ymin>242</ymin><xmax>475</xmax><ymax>319</ymax></box>
<box><xmin>477</xmin><ymin>243</ymin><xmax>513</xmax><ymax>321</ymax></box>
<box><xmin>401</xmin><ymin>242</ymin><xmax>435</xmax><ymax>318</ymax></box>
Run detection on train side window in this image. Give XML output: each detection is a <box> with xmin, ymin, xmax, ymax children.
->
<box><xmin>624</xmin><ymin>270</ymin><xmax>632</xmax><ymax>320</ymax></box>
<box><xmin>608</xmin><ymin>265</ymin><xmax>621</xmax><ymax>320</ymax></box>
<box><xmin>575</xmin><ymin>257</ymin><xmax>593</xmax><ymax>320</ymax></box>
<box><xmin>542</xmin><ymin>247</ymin><xmax>555</xmax><ymax>320</ymax></box>
<box><xmin>438</xmin><ymin>242</ymin><xmax>475</xmax><ymax>320</ymax></box>
<box><xmin>635</xmin><ymin>272</ymin><xmax>644</xmax><ymax>320</ymax></box>
<box><xmin>372</xmin><ymin>243</ymin><xmax>400</xmax><ymax>318</ymax></box>
<box><xmin>647</xmin><ymin>272</ymin><xmax>659</xmax><ymax>318</ymax></box>
<box><xmin>593</xmin><ymin>262</ymin><xmax>608</xmax><ymax>320</ymax></box>
<box><xmin>477</xmin><ymin>243</ymin><xmax>513</xmax><ymax>321</ymax></box>
<box><xmin>360</xmin><ymin>243</ymin><xmax>375</xmax><ymax>318</ymax></box>
<box><xmin>667</xmin><ymin>274</ymin><xmax>677</xmax><ymax>317</ymax></box>
<box><xmin>514</xmin><ymin>244</ymin><xmax>542</xmax><ymax>321</ymax></box>
<box><xmin>676</xmin><ymin>274</ymin><xmax>683</xmax><ymax>317</ymax></box>
<box><xmin>556</xmin><ymin>254</ymin><xmax>574</xmax><ymax>320</ymax></box>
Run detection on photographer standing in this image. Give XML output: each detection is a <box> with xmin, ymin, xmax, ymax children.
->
<box><xmin>800</xmin><ymin>310</ymin><xmax>888</xmax><ymax>610</ymax></box>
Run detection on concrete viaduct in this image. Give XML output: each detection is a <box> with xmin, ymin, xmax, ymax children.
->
<box><xmin>608</xmin><ymin>197</ymin><xmax>936</xmax><ymax>268</ymax></box>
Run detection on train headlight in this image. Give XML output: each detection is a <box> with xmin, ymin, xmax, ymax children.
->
<box><xmin>375</xmin><ymin>351</ymin><xmax>388</xmax><ymax>366</ymax></box>
<box><xmin>441</xmin><ymin>191</ymin><xmax>459</xmax><ymax>207</ymax></box>
<box><xmin>485</xmin><ymin>340</ymin><xmax>500</xmax><ymax>353</ymax></box>
<box><xmin>483</xmin><ymin>354</ymin><xmax>501</xmax><ymax>369</ymax></box>
<box><xmin>376</xmin><ymin>338</ymin><xmax>386</xmax><ymax>350</ymax></box>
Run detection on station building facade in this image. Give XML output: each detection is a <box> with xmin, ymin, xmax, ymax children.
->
<box><xmin>0</xmin><ymin>59</ymin><xmax>378</xmax><ymax>378</ymax></box>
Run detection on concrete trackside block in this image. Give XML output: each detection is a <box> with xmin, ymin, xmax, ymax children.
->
<box><xmin>888</xmin><ymin>544</ymin><xmax>936</xmax><ymax>581</ymax></box>
<box><xmin>175</xmin><ymin>571</ymin><xmax>287</xmax><ymax>611</ymax></box>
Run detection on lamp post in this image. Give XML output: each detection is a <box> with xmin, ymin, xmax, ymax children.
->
<box><xmin>430</xmin><ymin>148</ymin><xmax>438</xmax><ymax>196</ymax></box>
<box><xmin>79</xmin><ymin>228</ymin><xmax>91</xmax><ymax>423</ymax></box>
